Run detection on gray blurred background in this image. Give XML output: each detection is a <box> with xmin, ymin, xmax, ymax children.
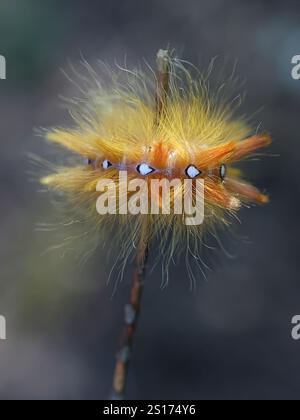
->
<box><xmin>0</xmin><ymin>0</ymin><xmax>299</xmax><ymax>400</ymax></box>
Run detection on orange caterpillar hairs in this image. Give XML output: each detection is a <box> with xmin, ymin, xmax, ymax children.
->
<box><xmin>40</xmin><ymin>53</ymin><xmax>271</xmax><ymax>282</ymax></box>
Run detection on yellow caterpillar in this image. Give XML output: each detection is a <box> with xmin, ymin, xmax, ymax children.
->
<box><xmin>40</xmin><ymin>55</ymin><xmax>271</xmax><ymax>282</ymax></box>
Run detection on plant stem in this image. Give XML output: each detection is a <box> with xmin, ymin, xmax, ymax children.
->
<box><xmin>111</xmin><ymin>49</ymin><xmax>170</xmax><ymax>400</ymax></box>
<box><xmin>155</xmin><ymin>49</ymin><xmax>171</xmax><ymax>126</ymax></box>
<box><xmin>111</xmin><ymin>223</ymin><xmax>148</xmax><ymax>399</ymax></box>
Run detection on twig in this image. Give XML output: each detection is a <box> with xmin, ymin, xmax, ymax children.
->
<box><xmin>111</xmin><ymin>49</ymin><xmax>170</xmax><ymax>400</ymax></box>
<box><xmin>154</xmin><ymin>49</ymin><xmax>171</xmax><ymax>126</ymax></box>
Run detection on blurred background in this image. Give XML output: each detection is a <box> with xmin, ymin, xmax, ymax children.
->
<box><xmin>0</xmin><ymin>0</ymin><xmax>299</xmax><ymax>400</ymax></box>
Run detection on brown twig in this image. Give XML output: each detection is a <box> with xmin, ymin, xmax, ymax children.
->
<box><xmin>111</xmin><ymin>49</ymin><xmax>170</xmax><ymax>400</ymax></box>
<box><xmin>154</xmin><ymin>49</ymin><xmax>171</xmax><ymax>127</ymax></box>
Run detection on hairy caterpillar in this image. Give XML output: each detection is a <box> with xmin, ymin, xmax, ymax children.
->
<box><xmin>40</xmin><ymin>52</ymin><xmax>271</xmax><ymax>284</ymax></box>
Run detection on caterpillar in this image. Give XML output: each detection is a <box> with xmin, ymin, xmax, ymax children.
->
<box><xmin>40</xmin><ymin>52</ymin><xmax>271</xmax><ymax>284</ymax></box>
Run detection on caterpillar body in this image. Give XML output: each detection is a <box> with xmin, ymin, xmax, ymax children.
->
<box><xmin>40</xmin><ymin>53</ymin><xmax>271</xmax><ymax>284</ymax></box>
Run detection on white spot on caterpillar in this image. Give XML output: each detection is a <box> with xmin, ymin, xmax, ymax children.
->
<box><xmin>136</xmin><ymin>163</ymin><xmax>155</xmax><ymax>176</ymax></box>
<box><xmin>185</xmin><ymin>165</ymin><xmax>201</xmax><ymax>178</ymax></box>
<box><xmin>220</xmin><ymin>164</ymin><xmax>227</xmax><ymax>181</ymax></box>
<box><xmin>102</xmin><ymin>159</ymin><xmax>112</xmax><ymax>169</ymax></box>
